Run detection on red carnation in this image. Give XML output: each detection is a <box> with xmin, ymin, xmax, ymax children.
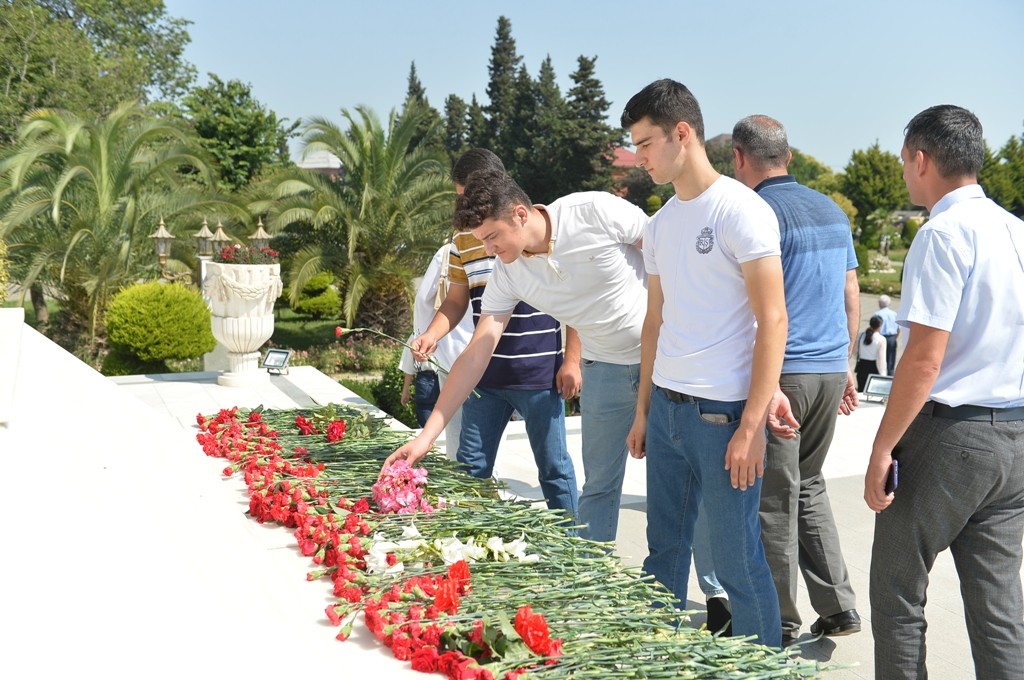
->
<box><xmin>514</xmin><ymin>605</ymin><xmax>553</xmax><ymax>656</ymax></box>
<box><xmin>326</xmin><ymin>420</ymin><xmax>346</xmax><ymax>443</ymax></box>
<box><xmin>411</xmin><ymin>646</ymin><xmax>440</xmax><ymax>673</ymax></box>
<box><xmin>335</xmin><ymin>326</ymin><xmax>344</xmax><ymax>338</ymax></box>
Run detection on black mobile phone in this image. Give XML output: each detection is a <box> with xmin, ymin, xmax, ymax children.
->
<box><xmin>884</xmin><ymin>460</ymin><xmax>899</xmax><ymax>495</ymax></box>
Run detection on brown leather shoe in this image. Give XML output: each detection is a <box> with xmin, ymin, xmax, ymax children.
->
<box><xmin>810</xmin><ymin>609</ymin><xmax>861</xmax><ymax>637</ymax></box>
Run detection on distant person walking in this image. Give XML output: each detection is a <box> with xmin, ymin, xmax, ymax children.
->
<box><xmin>875</xmin><ymin>295</ymin><xmax>899</xmax><ymax>374</ymax></box>
<box><xmin>855</xmin><ymin>316</ymin><xmax>887</xmax><ymax>392</ymax></box>
<box><xmin>864</xmin><ymin>104</ymin><xmax>1024</xmax><ymax>679</ymax></box>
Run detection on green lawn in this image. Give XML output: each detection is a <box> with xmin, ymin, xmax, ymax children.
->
<box><xmin>271</xmin><ymin>306</ymin><xmax>339</xmax><ymax>350</ymax></box>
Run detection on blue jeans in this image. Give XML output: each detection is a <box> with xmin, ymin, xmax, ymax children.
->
<box><xmin>693</xmin><ymin>508</ymin><xmax>726</xmax><ymax>598</ymax></box>
<box><xmin>413</xmin><ymin>371</ymin><xmax>439</xmax><ymax>428</ymax></box>
<box><xmin>643</xmin><ymin>387</ymin><xmax>781</xmax><ymax>647</ymax></box>
<box><xmin>458</xmin><ymin>386</ymin><xmax>578</xmax><ymax>515</ymax></box>
<box><xmin>578</xmin><ymin>359</ymin><xmax>640</xmax><ymax>543</ymax></box>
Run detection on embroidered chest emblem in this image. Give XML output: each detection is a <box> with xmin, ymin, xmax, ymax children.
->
<box><xmin>695</xmin><ymin>226</ymin><xmax>714</xmax><ymax>254</ymax></box>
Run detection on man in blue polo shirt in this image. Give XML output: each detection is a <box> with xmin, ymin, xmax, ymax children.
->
<box><xmin>732</xmin><ymin>114</ymin><xmax>861</xmax><ymax>645</ymax></box>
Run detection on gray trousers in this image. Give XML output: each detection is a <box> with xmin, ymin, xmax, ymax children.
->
<box><xmin>760</xmin><ymin>372</ymin><xmax>856</xmax><ymax>635</ymax></box>
<box><xmin>870</xmin><ymin>407</ymin><xmax>1024</xmax><ymax>679</ymax></box>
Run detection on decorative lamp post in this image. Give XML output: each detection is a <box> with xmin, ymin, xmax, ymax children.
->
<box><xmin>249</xmin><ymin>217</ymin><xmax>271</xmax><ymax>251</ymax></box>
<box><xmin>149</xmin><ymin>218</ymin><xmax>175</xmax><ymax>268</ymax></box>
<box><xmin>194</xmin><ymin>218</ymin><xmax>215</xmax><ymax>260</ymax></box>
<box><xmin>211</xmin><ymin>220</ymin><xmax>233</xmax><ymax>255</ymax></box>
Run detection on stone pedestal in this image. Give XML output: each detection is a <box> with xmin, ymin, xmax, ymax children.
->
<box><xmin>203</xmin><ymin>262</ymin><xmax>282</xmax><ymax>387</ymax></box>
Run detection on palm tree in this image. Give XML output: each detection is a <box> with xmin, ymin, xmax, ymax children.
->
<box><xmin>257</xmin><ymin>105</ymin><xmax>454</xmax><ymax>336</ymax></box>
<box><xmin>0</xmin><ymin>102</ymin><xmax>223</xmax><ymax>344</ymax></box>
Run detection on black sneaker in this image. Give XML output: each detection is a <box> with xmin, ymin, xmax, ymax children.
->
<box><xmin>810</xmin><ymin>609</ymin><xmax>862</xmax><ymax>637</ymax></box>
<box><xmin>706</xmin><ymin>597</ymin><xmax>733</xmax><ymax>636</ymax></box>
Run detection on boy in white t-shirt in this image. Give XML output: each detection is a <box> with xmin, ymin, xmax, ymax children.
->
<box><xmin>385</xmin><ymin>170</ymin><xmax>648</xmax><ymax>544</ymax></box>
<box><xmin>621</xmin><ymin>78</ymin><xmax>787</xmax><ymax>647</ymax></box>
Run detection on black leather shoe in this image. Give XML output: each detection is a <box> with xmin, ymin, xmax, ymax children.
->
<box><xmin>706</xmin><ymin>597</ymin><xmax>733</xmax><ymax>636</ymax></box>
<box><xmin>810</xmin><ymin>609</ymin><xmax>861</xmax><ymax>636</ymax></box>
<box><xmin>781</xmin><ymin>631</ymin><xmax>800</xmax><ymax>646</ymax></box>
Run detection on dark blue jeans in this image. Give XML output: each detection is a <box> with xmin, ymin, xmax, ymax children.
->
<box><xmin>457</xmin><ymin>386</ymin><xmax>578</xmax><ymax>516</ymax></box>
<box><xmin>413</xmin><ymin>371</ymin><xmax>439</xmax><ymax>428</ymax></box>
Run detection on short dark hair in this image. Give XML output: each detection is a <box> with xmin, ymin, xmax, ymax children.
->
<box><xmin>452</xmin><ymin>169</ymin><xmax>532</xmax><ymax>231</ymax></box>
<box><xmin>732</xmin><ymin>115</ymin><xmax>789</xmax><ymax>169</ymax></box>
<box><xmin>904</xmin><ymin>105</ymin><xmax>984</xmax><ymax>179</ymax></box>
<box><xmin>620</xmin><ymin>78</ymin><xmax>705</xmax><ymax>143</ymax></box>
<box><xmin>452</xmin><ymin>148</ymin><xmax>505</xmax><ymax>186</ymax></box>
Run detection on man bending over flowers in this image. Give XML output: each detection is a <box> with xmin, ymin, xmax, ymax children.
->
<box><xmin>384</xmin><ymin>169</ymin><xmax>648</xmax><ymax>544</ymax></box>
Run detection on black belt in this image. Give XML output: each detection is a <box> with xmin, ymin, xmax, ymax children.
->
<box><xmin>660</xmin><ymin>387</ymin><xmax>705</xmax><ymax>403</ymax></box>
<box><xmin>925</xmin><ymin>401</ymin><xmax>1024</xmax><ymax>423</ymax></box>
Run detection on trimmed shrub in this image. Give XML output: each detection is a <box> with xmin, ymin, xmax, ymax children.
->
<box><xmin>105</xmin><ymin>282</ymin><xmax>216</xmax><ymax>364</ymax></box>
<box><xmin>294</xmin><ymin>287</ymin><xmax>341</xmax><ymax>319</ymax></box>
<box><xmin>101</xmin><ymin>348</ymin><xmax>169</xmax><ymax>376</ymax></box>
<box><xmin>291</xmin><ymin>271</ymin><xmax>340</xmax><ymax>319</ymax></box>
<box><xmin>903</xmin><ymin>217</ymin><xmax>922</xmax><ymax>248</ymax></box>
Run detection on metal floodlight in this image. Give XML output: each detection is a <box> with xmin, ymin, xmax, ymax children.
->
<box><xmin>149</xmin><ymin>218</ymin><xmax>175</xmax><ymax>267</ymax></box>
<box><xmin>194</xmin><ymin>217</ymin><xmax>215</xmax><ymax>259</ymax></box>
<box><xmin>249</xmin><ymin>217</ymin><xmax>271</xmax><ymax>251</ymax></box>
<box><xmin>261</xmin><ymin>348</ymin><xmax>292</xmax><ymax>375</ymax></box>
<box><xmin>863</xmin><ymin>374</ymin><xmax>893</xmax><ymax>403</ymax></box>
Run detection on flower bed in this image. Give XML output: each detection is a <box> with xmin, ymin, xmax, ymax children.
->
<box><xmin>195</xmin><ymin>403</ymin><xmax>823</xmax><ymax>678</ymax></box>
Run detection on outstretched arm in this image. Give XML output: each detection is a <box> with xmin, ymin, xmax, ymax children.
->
<box><xmin>383</xmin><ymin>311</ymin><xmax>509</xmax><ymax>469</ymax></box>
<box><xmin>412</xmin><ymin>283</ymin><xmax>470</xmax><ymax>360</ymax></box>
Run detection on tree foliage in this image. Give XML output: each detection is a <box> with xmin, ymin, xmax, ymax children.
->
<box><xmin>980</xmin><ymin>132</ymin><xmax>1024</xmax><ymax>217</ymax></box>
<box><xmin>0</xmin><ymin>102</ymin><xmax>223</xmax><ymax>343</ymax></box>
<box><xmin>840</xmin><ymin>143</ymin><xmax>908</xmax><ymax>230</ymax></box>
<box><xmin>1</xmin><ymin>0</ymin><xmax>195</xmax><ymax>146</ymax></box>
<box><xmin>179</xmin><ymin>74</ymin><xmax>299</xmax><ymax>191</ymax></box>
<box><xmin>37</xmin><ymin>0</ymin><xmax>195</xmax><ymax>102</ymax></box>
<box><xmin>258</xmin><ymin>106</ymin><xmax>453</xmax><ymax>336</ymax></box>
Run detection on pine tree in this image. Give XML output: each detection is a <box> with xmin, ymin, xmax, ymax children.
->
<box><xmin>399</xmin><ymin>61</ymin><xmax>444</xmax><ymax>154</ymax></box>
<box><xmin>560</xmin><ymin>55</ymin><xmax>619</xmax><ymax>193</ymax></box>
<box><xmin>466</xmin><ymin>95</ymin><xmax>489</xmax><ymax>150</ymax></box>
<box><xmin>484</xmin><ymin>16</ymin><xmax>522</xmax><ymax>158</ymax></box>
<box><xmin>442</xmin><ymin>94</ymin><xmax>469</xmax><ymax>162</ymax></box>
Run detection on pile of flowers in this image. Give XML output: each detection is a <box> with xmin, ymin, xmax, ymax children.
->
<box><xmin>194</xmin><ymin>402</ymin><xmax>824</xmax><ymax>678</ymax></box>
<box><xmin>214</xmin><ymin>242</ymin><xmax>279</xmax><ymax>264</ymax></box>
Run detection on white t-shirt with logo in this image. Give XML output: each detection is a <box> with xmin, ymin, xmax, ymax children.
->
<box><xmin>481</xmin><ymin>191</ymin><xmax>648</xmax><ymax>364</ymax></box>
<box><xmin>644</xmin><ymin>175</ymin><xmax>781</xmax><ymax>401</ymax></box>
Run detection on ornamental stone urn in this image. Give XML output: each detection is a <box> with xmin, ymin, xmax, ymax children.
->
<box><xmin>203</xmin><ymin>262</ymin><xmax>283</xmax><ymax>386</ymax></box>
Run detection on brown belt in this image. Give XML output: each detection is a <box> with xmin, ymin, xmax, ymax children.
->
<box><xmin>925</xmin><ymin>400</ymin><xmax>1024</xmax><ymax>423</ymax></box>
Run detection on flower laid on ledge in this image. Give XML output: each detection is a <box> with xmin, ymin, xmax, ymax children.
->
<box><xmin>373</xmin><ymin>460</ymin><xmax>436</xmax><ymax>514</ymax></box>
<box><xmin>193</xmin><ymin>402</ymin><xmax>825</xmax><ymax>679</ymax></box>
<box><xmin>214</xmin><ymin>242</ymin><xmax>279</xmax><ymax>264</ymax></box>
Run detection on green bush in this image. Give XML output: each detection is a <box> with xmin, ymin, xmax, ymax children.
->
<box><xmin>294</xmin><ymin>287</ymin><xmax>341</xmax><ymax>319</ymax></box>
<box><xmin>371</xmin><ymin>351</ymin><xmax>418</xmax><ymax>428</ymax></box>
<box><xmin>903</xmin><ymin>217</ymin><xmax>922</xmax><ymax>248</ymax></box>
<box><xmin>101</xmin><ymin>348</ymin><xmax>169</xmax><ymax>376</ymax></box>
<box><xmin>289</xmin><ymin>271</ymin><xmax>340</xmax><ymax>319</ymax></box>
<box><xmin>854</xmin><ymin>243</ymin><xmax>870</xmax><ymax>272</ymax></box>
<box><xmin>105</xmin><ymin>282</ymin><xmax>216</xmax><ymax>363</ymax></box>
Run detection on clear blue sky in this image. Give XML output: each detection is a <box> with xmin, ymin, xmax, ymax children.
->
<box><xmin>164</xmin><ymin>0</ymin><xmax>1023</xmax><ymax>172</ymax></box>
